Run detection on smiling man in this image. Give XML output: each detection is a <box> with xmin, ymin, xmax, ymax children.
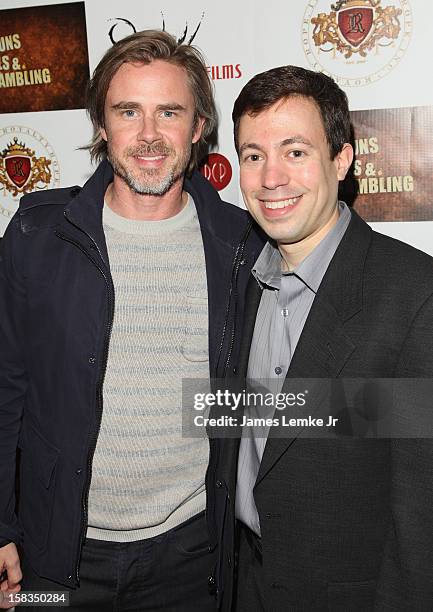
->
<box><xmin>237</xmin><ymin>93</ymin><xmax>352</xmax><ymax>271</ymax></box>
<box><xmin>207</xmin><ymin>66</ymin><xmax>433</xmax><ymax>611</ymax></box>
<box><xmin>0</xmin><ymin>31</ymin><xmax>263</xmax><ymax>611</ymax></box>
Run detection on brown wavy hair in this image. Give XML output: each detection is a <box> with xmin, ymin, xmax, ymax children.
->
<box><xmin>85</xmin><ymin>29</ymin><xmax>217</xmax><ymax>173</ymax></box>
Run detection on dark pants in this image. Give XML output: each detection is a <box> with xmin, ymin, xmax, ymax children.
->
<box><xmin>235</xmin><ymin>523</ymin><xmax>266</xmax><ymax>612</ymax></box>
<box><xmin>21</xmin><ymin>512</ymin><xmax>217</xmax><ymax>611</ymax></box>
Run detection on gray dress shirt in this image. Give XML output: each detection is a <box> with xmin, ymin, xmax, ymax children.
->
<box><xmin>235</xmin><ymin>203</ymin><xmax>351</xmax><ymax>535</ymax></box>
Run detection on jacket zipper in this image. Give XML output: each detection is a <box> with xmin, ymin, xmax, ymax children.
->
<box><xmin>208</xmin><ymin>223</ymin><xmax>252</xmax><ymax>587</ymax></box>
<box><xmin>215</xmin><ymin>222</ymin><xmax>253</xmax><ymax>377</ymax></box>
<box><xmin>223</xmin><ymin>236</ymin><xmax>249</xmax><ymax>375</ymax></box>
<box><xmin>55</xmin><ymin>221</ymin><xmax>115</xmax><ymax>585</ymax></box>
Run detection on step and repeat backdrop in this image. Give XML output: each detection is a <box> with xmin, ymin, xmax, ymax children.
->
<box><xmin>1</xmin><ymin>0</ymin><xmax>432</xmax><ymax>253</ymax></box>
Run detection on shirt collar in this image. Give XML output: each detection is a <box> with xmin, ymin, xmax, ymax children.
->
<box><xmin>252</xmin><ymin>202</ymin><xmax>351</xmax><ymax>292</ymax></box>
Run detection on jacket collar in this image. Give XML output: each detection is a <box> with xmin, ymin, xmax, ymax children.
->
<box><xmin>184</xmin><ymin>169</ymin><xmax>244</xmax><ymax>250</ymax></box>
<box><xmin>64</xmin><ymin>161</ymin><xmax>114</xmax><ymax>266</ymax></box>
<box><xmin>64</xmin><ymin>160</ymin><xmax>243</xmax><ymax>263</ymax></box>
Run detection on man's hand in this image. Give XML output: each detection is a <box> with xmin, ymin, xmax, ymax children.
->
<box><xmin>0</xmin><ymin>543</ymin><xmax>22</xmax><ymax>609</ymax></box>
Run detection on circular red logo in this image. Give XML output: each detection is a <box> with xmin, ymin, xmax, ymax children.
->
<box><xmin>199</xmin><ymin>153</ymin><xmax>232</xmax><ymax>191</ymax></box>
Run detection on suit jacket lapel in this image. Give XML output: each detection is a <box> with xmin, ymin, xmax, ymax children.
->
<box><xmin>255</xmin><ymin>298</ymin><xmax>356</xmax><ymax>485</ymax></box>
<box><xmin>255</xmin><ymin>210</ymin><xmax>372</xmax><ymax>486</ymax></box>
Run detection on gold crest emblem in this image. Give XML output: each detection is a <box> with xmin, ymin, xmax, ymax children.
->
<box><xmin>0</xmin><ymin>137</ymin><xmax>52</xmax><ymax>197</ymax></box>
<box><xmin>311</xmin><ymin>0</ymin><xmax>402</xmax><ymax>58</ymax></box>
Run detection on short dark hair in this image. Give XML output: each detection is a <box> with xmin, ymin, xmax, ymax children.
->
<box><xmin>232</xmin><ymin>65</ymin><xmax>351</xmax><ymax>160</ymax></box>
<box><xmin>85</xmin><ymin>29</ymin><xmax>217</xmax><ymax>172</ymax></box>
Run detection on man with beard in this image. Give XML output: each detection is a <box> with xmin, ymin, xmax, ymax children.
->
<box><xmin>0</xmin><ymin>30</ymin><xmax>263</xmax><ymax>611</ymax></box>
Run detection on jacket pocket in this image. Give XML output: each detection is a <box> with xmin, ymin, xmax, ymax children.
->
<box><xmin>180</xmin><ymin>296</ymin><xmax>209</xmax><ymax>362</ymax></box>
<box><xmin>327</xmin><ymin>578</ymin><xmax>376</xmax><ymax>611</ymax></box>
<box><xmin>18</xmin><ymin>423</ymin><xmax>59</xmax><ymax>553</ymax></box>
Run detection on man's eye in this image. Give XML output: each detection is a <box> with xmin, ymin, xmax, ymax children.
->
<box><xmin>290</xmin><ymin>150</ymin><xmax>305</xmax><ymax>158</ymax></box>
<box><xmin>162</xmin><ymin>110</ymin><xmax>174</xmax><ymax>118</ymax></box>
<box><xmin>123</xmin><ymin>109</ymin><xmax>136</xmax><ymax>118</ymax></box>
<box><xmin>247</xmin><ymin>154</ymin><xmax>261</xmax><ymax>162</ymax></box>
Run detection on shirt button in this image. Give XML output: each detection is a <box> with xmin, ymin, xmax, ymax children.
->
<box><xmin>88</xmin><ymin>356</ymin><xmax>96</xmax><ymax>364</ymax></box>
<box><xmin>281</xmin><ymin>308</ymin><xmax>289</xmax><ymax>317</ymax></box>
<box><xmin>275</xmin><ymin>366</ymin><xmax>282</xmax><ymax>375</ymax></box>
<box><xmin>216</xmin><ymin>480</ymin><xmax>223</xmax><ymax>488</ymax></box>
<box><xmin>75</xmin><ymin>468</ymin><xmax>83</xmax><ymax>475</ymax></box>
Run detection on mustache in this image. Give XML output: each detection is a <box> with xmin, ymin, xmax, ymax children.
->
<box><xmin>126</xmin><ymin>143</ymin><xmax>172</xmax><ymax>157</ymax></box>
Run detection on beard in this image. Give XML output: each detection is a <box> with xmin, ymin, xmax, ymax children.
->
<box><xmin>108</xmin><ymin>141</ymin><xmax>191</xmax><ymax>196</ymax></box>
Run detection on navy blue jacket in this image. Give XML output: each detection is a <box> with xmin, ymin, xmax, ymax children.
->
<box><xmin>0</xmin><ymin>160</ymin><xmax>264</xmax><ymax>588</ymax></box>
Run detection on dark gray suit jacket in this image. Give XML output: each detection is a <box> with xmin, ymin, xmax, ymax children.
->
<box><xmin>207</xmin><ymin>209</ymin><xmax>433</xmax><ymax>611</ymax></box>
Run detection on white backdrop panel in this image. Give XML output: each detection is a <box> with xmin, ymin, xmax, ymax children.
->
<box><xmin>1</xmin><ymin>0</ymin><xmax>432</xmax><ymax>255</ymax></box>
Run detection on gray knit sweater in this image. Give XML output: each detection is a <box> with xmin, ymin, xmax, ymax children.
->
<box><xmin>86</xmin><ymin>196</ymin><xmax>209</xmax><ymax>542</ymax></box>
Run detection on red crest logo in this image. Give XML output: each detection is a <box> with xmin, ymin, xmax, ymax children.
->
<box><xmin>310</xmin><ymin>0</ymin><xmax>403</xmax><ymax>59</ymax></box>
<box><xmin>0</xmin><ymin>137</ymin><xmax>52</xmax><ymax>197</ymax></box>
<box><xmin>338</xmin><ymin>5</ymin><xmax>374</xmax><ymax>47</ymax></box>
<box><xmin>5</xmin><ymin>155</ymin><xmax>31</xmax><ymax>188</ymax></box>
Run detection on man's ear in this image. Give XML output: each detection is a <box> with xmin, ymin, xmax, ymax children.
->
<box><xmin>192</xmin><ymin>117</ymin><xmax>205</xmax><ymax>144</ymax></box>
<box><xmin>100</xmin><ymin>127</ymin><xmax>108</xmax><ymax>142</ymax></box>
<box><xmin>335</xmin><ymin>143</ymin><xmax>354</xmax><ymax>181</ymax></box>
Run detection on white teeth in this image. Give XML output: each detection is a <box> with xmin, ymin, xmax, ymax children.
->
<box><xmin>137</xmin><ymin>156</ymin><xmax>164</xmax><ymax>161</ymax></box>
<box><xmin>263</xmin><ymin>197</ymin><xmax>299</xmax><ymax>209</ymax></box>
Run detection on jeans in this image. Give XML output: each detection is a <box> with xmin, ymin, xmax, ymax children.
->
<box><xmin>20</xmin><ymin>512</ymin><xmax>217</xmax><ymax>611</ymax></box>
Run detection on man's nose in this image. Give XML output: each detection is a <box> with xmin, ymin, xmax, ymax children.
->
<box><xmin>137</xmin><ymin>115</ymin><xmax>161</xmax><ymax>143</ymax></box>
<box><xmin>261</xmin><ymin>159</ymin><xmax>290</xmax><ymax>190</ymax></box>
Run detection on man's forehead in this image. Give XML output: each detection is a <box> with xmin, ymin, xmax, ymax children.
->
<box><xmin>243</xmin><ymin>95</ymin><xmax>319</xmax><ymax>122</ymax></box>
<box><xmin>107</xmin><ymin>60</ymin><xmax>189</xmax><ymax>90</ymax></box>
<box><xmin>105</xmin><ymin>60</ymin><xmax>193</xmax><ymax>104</ymax></box>
<box><xmin>238</xmin><ymin>95</ymin><xmax>325</xmax><ymax>140</ymax></box>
